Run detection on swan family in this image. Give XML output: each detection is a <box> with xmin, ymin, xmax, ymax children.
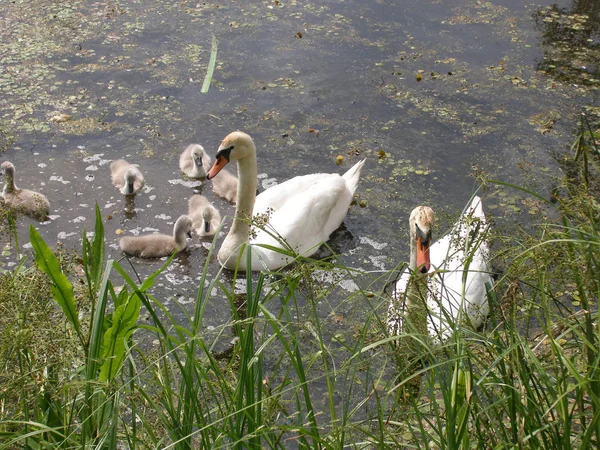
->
<box><xmin>1</xmin><ymin>130</ymin><xmax>493</xmax><ymax>344</ymax></box>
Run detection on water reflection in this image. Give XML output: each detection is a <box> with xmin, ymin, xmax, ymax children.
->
<box><xmin>535</xmin><ymin>0</ymin><xmax>600</xmax><ymax>83</ymax></box>
<box><xmin>123</xmin><ymin>195</ymin><xmax>137</xmax><ymax>219</ymax></box>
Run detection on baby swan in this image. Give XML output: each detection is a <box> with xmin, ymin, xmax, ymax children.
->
<box><xmin>110</xmin><ymin>159</ymin><xmax>144</xmax><ymax>195</ymax></box>
<box><xmin>180</xmin><ymin>144</ymin><xmax>210</xmax><ymax>179</ymax></box>
<box><xmin>188</xmin><ymin>194</ymin><xmax>222</xmax><ymax>236</ymax></box>
<box><xmin>119</xmin><ymin>215</ymin><xmax>194</xmax><ymax>258</ymax></box>
<box><xmin>211</xmin><ymin>166</ymin><xmax>238</xmax><ymax>204</ymax></box>
<box><xmin>1</xmin><ymin>161</ymin><xmax>50</xmax><ymax>221</ymax></box>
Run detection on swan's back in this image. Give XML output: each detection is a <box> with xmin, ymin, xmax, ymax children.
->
<box><xmin>2</xmin><ymin>189</ymin><xmax>50</xmax><ymax>221</ymax></box>
<box><xmin>428</xmin><ymin>196</ymin><xmax>491</xmax><ymax>338</ymax></box>
<box><xmin>253</xmin><ymin>160</ymin><xmax>365</xmax><ymax>220</ymax></box>
<box><xmin>251</xmin><ymin>159</ymin><xmax>365</xmax><ymax>263</ymax></box>
<box><xmin>431</xmin><ymin>196</ymin><xmax>489</xmax><ymax>273</ymax></box>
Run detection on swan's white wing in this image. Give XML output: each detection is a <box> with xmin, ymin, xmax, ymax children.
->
<box><xmin>253</xmin><ymin>174</ymin><xmax>347</xmax><ymax>257</ymax></box>
<box><xmin>253</xmin><ymin>173</ymin><xmax>326</xmax><ymax>216</ymax></box>
<box><xmin>428</xmin><ymin>196</ymin><xmax>492</xmax><ymax>332</ymax></box>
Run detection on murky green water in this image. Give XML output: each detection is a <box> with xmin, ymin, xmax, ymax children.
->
<box><xmin>1</xmin><ymin>0</ymin><xmax>598</xmax><ymax>354</ymax></box>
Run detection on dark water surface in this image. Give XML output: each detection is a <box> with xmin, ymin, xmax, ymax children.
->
<box><xmin>1</xmin><ymin>0</ymin><xmax>598</xmax><ymax>346</ymax></box>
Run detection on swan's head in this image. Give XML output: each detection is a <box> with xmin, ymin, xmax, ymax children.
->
<box><xmin>207</xmin><ymin>131</ymin><xmax>254</xmax><ymax>180</ymax></box>
<box><xmin>1</xmin><ymin>161</ymin><xmax>15</xmax><ymax>178</ymax></box>
<box><xmin>191</xmin><ymin>145</ymin><xmax>206</xmax><ymax>166</ymax></box>
<box><xmin>175</xmin><ymin>215</ymin><xmax>194</xmax><ymax>239</ymax></box>
<box><xmin>410</xmin><ymin>206</ymin><xmax>434</xmax><ymax>273</ymax></box>
<box><xmin>201</xmin><ymin>204</ymin><xmax>219</xmax><ymax>233</ymax></box>
<box><xmin>124</xmin><ymin>168</ymin><xmax>140</xmax><ymax>194</ymax></box>
<box><xmin>1</xmin><ymin>161</ymin><xmax>16</xmax><ymax>191</ymax></box>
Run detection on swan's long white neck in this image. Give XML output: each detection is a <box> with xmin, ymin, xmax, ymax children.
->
<box><xmin>173</xmin><ymin>217</ymin><xmax>190</xmax><ymax>249</ymax></box>
<box><xmin>229</xmin><ymin>150</ymin><xmax>258</xmax><ymax>244</ymax></box>
<box><xmin>409</xmin><ymin>219</ymin><xmax>418</xmax><ymax>272</ymax></box>
<box><xmin>3</xmin><ymin>167</ymin><xmax>17</xmax><ymax>193</ymax></box>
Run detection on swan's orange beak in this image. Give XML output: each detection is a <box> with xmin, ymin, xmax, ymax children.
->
<box><xmin>416</xmin><ymin>235</ymin><xmax>431</xmax><ymax>274</ymax></box>
<box><xmin>207</xmin><ymin>145</ymin><xmax>233</xmax><ymax>180</ymax></box>
<box><xmin>207</xmin><ymin>155</ymin><xmax>228</xmax><ymax>180</ymax></box>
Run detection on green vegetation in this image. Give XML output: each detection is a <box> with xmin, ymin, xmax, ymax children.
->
<box><xmin>0</xmin><ymin>119</ymin><xmax>599</xmax><ymax>448</ymax></box>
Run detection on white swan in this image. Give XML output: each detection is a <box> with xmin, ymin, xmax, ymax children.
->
<box><xmin>119</xmin><ymin>215</ymin><xmax>194</xmax><ymax>258</ymax></box>
<box><xmin>206</xmin><ymin>131</ymin><xmax>365</xmax><ymax>271</ymax></box>
<box><xmin>180</xmin><ymin>144</ymin><xmax>210</xmax><ymax>179</ymax></box>
<box><xmin>388</xmin><ymin>196</ymin><xmax>492</xmax><ymax>344</ymax></box>
<box><xmin>110</xmin><ymin>159</ymin><xmax>144</xmax><ymax>195</ymax></box>
<box><xmin>188</xmin><ymin>194</ymin><xmax>222</xmax><ymax>236</ymax></box>
<box><xmin>1</xmin><ymin>161</ymin><xmax>50</xmax><ymax>221</ymax></box>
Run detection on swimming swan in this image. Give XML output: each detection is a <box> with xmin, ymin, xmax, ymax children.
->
<box><xmin>119</xmin><ymin>215</ymin><xmax>194</xmax><ymax>258</ymax></box>
<box><xmin>110</xmin><ymin>159</ymin><xmax>144</xmax><ymax>195</ymax></box>
<box><xmin>180</xmin><ymin>144</ymin><xmax>211</xmax><ymax>179</ymax></box>
<box><xmin>1</xmin><ymin>161</ymin><xmax>50</xmax><ymax>221</ymax></box>
<box><xmin>206</xmin><ymin>131</ymin><xmax>365</xmax><ymax>271</ymax></box>
<box><xmin>387</xmin><ymin>196</ymin><xmax>492</xmax><ymax>344</ymax></box>
<box><xmin>188</xmin><ymin>194</ymin><xmax>222</xmax><ymax>236</ymax></box>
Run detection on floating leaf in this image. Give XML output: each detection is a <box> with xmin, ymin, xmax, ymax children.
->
<box><xmin>50</xmin><ymin>112</ymin><xmax>73</xmax><ymax>123</ymax></box>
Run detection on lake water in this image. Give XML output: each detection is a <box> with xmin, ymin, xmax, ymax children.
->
<box><xmin>1</xmin><ymin>0</ymin><xmax>598</xmax><ymax>349</ymax></box>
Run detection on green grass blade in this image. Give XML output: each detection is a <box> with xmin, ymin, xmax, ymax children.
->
<box><xmin>29</xmin><ymin>225</ymin><xmax>83</xmax><ymax>344</ymax></box>
<box><xmin>99</xmin><ymin>292</ymin><xmax>141</xmax><ymax>382</ymax></box>
<box><xmin>90</xmin><ymin>204</ymin><xmax>105</xmax><ymax>290</ymax></box>
<box><xmin>201</xmin><ymin>34</ymin><xmax>218</xmax><ymax>94</ymax></box>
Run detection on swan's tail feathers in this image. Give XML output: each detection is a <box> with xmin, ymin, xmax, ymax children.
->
<box><xmin>342</xmin><ymin>159</ymin><xmax>366</xmax><ymax>195</ymax></box>
<box><xmin>467</xmin><ymin>195</ymin><xmax>485</xmax><ymax>220</ymax></box>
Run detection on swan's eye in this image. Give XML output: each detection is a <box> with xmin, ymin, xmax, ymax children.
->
<box><xmin>216</xmin><ymin>145</ymin><xmax>234</xmax><ymax>162</ymax></box>
<box><xmin>415</xmin><ymin>224</ymin><xmax>430</xmax><ymax>245</ymax></box>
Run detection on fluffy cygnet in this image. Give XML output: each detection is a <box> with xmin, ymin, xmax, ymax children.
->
<box><xmin>180</xmin><ymin>144</ymin><xmax>210</xmax><ymax>179</ymax></box>
<box><xmin>188</xmin><ymin>194</ymin><xmax>222</xmax><ymax>236</ymax></box>
<box><xmin>1</xmin><ymin>161</ymin><xmax>50</xmax><ymax>221</ymax></box>
<box><xmin>110</xmin><ymin>159</ymin><xmax>145</xmax><ymax>195</ymax></box>
<box><xmin>211</xmin><ymin>167</ymin><xmax>238</xmax><ymax>204</ymax></box>
<box><xmin>119</xmin><ymin>215</ymin><xmax>194</xmax><ymax>258</ymax></box>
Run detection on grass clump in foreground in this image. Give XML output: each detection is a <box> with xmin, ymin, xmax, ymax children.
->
<box><xmin>0</xmin><ymin>122</ymin><xmax>599</xmax><ymax>448</ymax></box>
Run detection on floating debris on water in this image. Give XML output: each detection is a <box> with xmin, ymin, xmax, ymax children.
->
<box><xmin>359</xmin><ymin>236</ymin><xmax>388</xmax><ymax>250</ymax></box>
